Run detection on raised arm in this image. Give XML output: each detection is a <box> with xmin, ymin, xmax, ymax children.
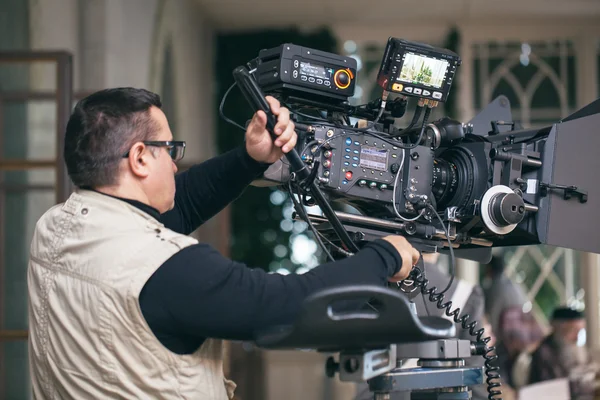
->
<box><xmin>161</xmin><ymin>96</ymin><xmax>296</xmax><ymax>235</ymax></box>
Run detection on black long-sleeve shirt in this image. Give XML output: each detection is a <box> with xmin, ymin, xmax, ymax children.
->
<box><xmin>110</xmin><ymin>145</ymin><xmax>403</xmax><ymax>354</ymax></box>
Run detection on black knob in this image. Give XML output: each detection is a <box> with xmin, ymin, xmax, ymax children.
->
<box><xmin>343</xmin><ymin>357</ymin><xmax>360</xmax><ymax>374</ymax></box>
<box><xmin>490</xmin><ymin>192</ymin><xmax>525</xmax><ymax>226</ymax></box>
<box><xmin>334</xmin><ymin>69</ymin><xmax>351</xmax><ymax>89</ymax></box>
<box><xmin>390</xmin><ymin>163</ymin><xmax>400</xmax><ymax>174</ymax></box>
<box><xmin>325</xmin><ymin>356</ymin><xmax>339</xmax><ymax>378</ymax></box>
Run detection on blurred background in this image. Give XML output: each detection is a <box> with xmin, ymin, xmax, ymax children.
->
<box><xmin>0</xmin><ymin>0</ymin><xmax>599</xmax><ymax>399</ymax></box>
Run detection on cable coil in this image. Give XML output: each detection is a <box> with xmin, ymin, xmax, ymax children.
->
<box><xmin>411</xmin><ymin>266</ymin><xmax>502</xmax><ymax>400</ymax></box>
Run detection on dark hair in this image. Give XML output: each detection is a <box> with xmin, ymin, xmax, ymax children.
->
<box><xmin>552</xmin><ymin>306</ymin><xmax>584</xmax><ymax>321</ymax></box>
<box><xmin>64</xmin><ymin>87</ymin><xmax>162</xmax><ymax>188</ymax></box>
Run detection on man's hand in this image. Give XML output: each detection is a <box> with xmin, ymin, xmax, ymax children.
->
<box><xmin>245</xmin><ymin>96</ymin><xmax>297</xmax><ymax>164</ymax></box>
<box><xmin>381</xmin><ymin>235</ymin><xmax>420</xmax><ymax>282</ymax></box>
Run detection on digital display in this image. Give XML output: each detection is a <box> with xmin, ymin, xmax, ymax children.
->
<box><xmin>396</xmin><ymin>52</ymin><xmax>449</xmax><ymax>89</ymax></box>
<box><xmin>300</xmin><ymin>61</ymin><xmax>334</xmax><ymax>80</ymax></box>
<box><xmin>359</xmin><ymin>147</ymin><xmax>388</xmax><ymax>171</ymax></box>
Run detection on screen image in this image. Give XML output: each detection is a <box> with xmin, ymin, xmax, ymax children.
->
<box><xmin>359</xmin><ymin>147</ymin><xmax>388</xmax><ymax>171</ymax></box>
<box><xmin>300</xmin><ymin>61</ymin><xmax>334</xmax><ymax>80</ymax></box>
<box><xmin>396</xmin><ymin>52</ymin><xmax>449</xmax><ymax>89</ymax></box>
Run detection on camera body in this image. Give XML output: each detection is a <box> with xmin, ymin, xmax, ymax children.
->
<box><xmin>248</xmin><ymin>38</ymin><xmax>600</xmax><ymax>259</ymax></box>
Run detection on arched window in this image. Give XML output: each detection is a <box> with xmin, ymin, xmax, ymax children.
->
<box><xmin>474</xmin><ymin>40</ymin><xmax>576</xmax><ymax>127</ymax></box>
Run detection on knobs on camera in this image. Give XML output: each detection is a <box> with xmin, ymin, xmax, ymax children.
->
<box><xmin>480</xmin><ymin>185</ymin><xmax>526</xmax><ymax>235</ymax></box>
<box><xmin>325</xmin><ymin>356</ymin><xmax>339</xmax><ymax>378</ymax></box>
<box><xmin>334</xmin><ymin>69</ymin><xmax>353</xmax><ymax>89</ymax></box>
<box><xmin>490</xmin><ymin>192</ymin><xmax>525</xmax><ymax>226</ymax></box>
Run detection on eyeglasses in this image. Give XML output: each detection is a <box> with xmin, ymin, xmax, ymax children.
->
<box><xmin>122</xmin><ymin>141</ymin><xmax>186</xmax><ymax>162</ymax></box>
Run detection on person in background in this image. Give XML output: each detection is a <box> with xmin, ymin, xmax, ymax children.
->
<box><xmin>495</xmin><ymin>306</ymin><xmax>545</xmax><ymax>389</ymax></box>
<box><xmin>528</xmin><ymin>307</ymin><xmax>597</xmax><ymax>399</ymax></box>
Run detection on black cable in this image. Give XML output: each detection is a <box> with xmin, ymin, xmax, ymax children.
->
<box><xmin>299</xmin><ymin>140</ymin><xmax>320</xmax><ymax>163</ymax></box>
<box><xmin>315</xmin><ymin>230</ymin><xmax>353</xmax><ymax>258</ymax></box>
<box><xmin>420</xmin><ymin>264</ymin><xmax>431</xmax><ymax>317</ymax></box>
<box><xmin>399</xmin><ymin>106</ymin><xmax>432</xmax><ymax>150</ymax></box>
<box><xmin>219</xmin><ymin>82</ymin><xmax>246</xmax><ymax>131</ymax></box>
<box><xmin>283</xmin><ymin>103</ymin><xmax>330</xmax><ymax>124</ymax></box>
<box><xmin>394</xmin><ymin>105</ymin><xmax>423</xmax><ymax>136</ymax></box>
<box><xmin>428</xmin><ymin>204</ymin><xmax>455</xmax><ymax>295</ymax></box>
<box><xmin>287</xmin><ymin>180</ymin><xmax>335</xmax><ymax>262</ymax></box>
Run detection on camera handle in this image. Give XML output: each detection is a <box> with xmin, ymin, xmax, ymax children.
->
<box><xmin>232</xmin><ymin>66</ymin><xmax>359</xmax><ymax>253</ymax></box>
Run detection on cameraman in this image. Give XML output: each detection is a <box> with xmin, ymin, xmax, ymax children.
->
<box><xmin>27</xmin><ymin>88</ymin><xmax>420</xmax><ymax>400</ymax></box>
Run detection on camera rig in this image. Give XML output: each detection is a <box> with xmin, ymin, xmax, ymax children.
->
<box><xmin>246</xmin><ymin>38</ymin><xmax>599</xmax><ymax>262</ymax></box>
<box><xmin>224</xmin><ymin>37</ymin><xmax>600</xmax><ymax>400</ymax></box>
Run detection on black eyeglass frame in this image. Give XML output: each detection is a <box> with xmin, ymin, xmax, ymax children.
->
<box><xmin>122</xmin><ymin>140</ymin><xmax>186</xmax><ymax>162</ymax></box>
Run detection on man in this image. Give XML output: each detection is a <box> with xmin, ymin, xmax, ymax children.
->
<box><xmin>27</xmin><ymin>88</ymin><xmax>420</xmax><ymax>399</ymax></box>
<box><xmin>495</xmin><ymin>305</ymin><xmax>545</xmax><ymax>389</ymax></box>
<box><xmin>483</xmin><ymin>258</ymin><xmax>543</xmax><ymax>389</ymax></box>
<box><xmin>355</xmin><ymin>253</ymin><xmax>488</xmax><ymax>399</ymax></box>
<box><xmin>528</xmin><ymin>307</ymin><xmax>597</xmax><ymax>399</ymax></box>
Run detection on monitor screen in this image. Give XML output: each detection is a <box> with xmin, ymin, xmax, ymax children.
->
<box><xmin>397</xmin><ymin>52</ymin><xmax>449</xmax><ymax>89</ymax></box>
<box><xmin>359</xmin><ymin>147</ymin><xmax>388</xmax><ymax>171</ymax></box>
<box><xmin>300</xmin><ymin>61</ymin><xmax>334</xmax><ymax>80</ymax></box>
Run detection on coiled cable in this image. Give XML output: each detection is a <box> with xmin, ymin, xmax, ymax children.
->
<box><xmin>409</xmin><ymin>266</ymin><xmax>502</xmax><ymax>399</ymax></box>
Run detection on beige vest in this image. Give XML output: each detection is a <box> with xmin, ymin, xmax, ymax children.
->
<box><xmin>27</xmin><ymin>189</ymin><xmax>236</xmax><ymax>399</ymax></box>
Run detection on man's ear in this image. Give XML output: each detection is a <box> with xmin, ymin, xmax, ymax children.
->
<box><xmin>127</xmin><ymin>142</ymin><xmax>151</xmax><ymax>178</ymax></box>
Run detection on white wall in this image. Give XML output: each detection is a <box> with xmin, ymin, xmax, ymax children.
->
<box><xmin>27</xmin><ymin>0</ymin><xmax>80</xmax><ymax>242</ymax></box>
<box><xmin>149</xmin><ymin>0</ymin><xmax>226</xmax><ymax>250</ymax></box>
<box><xmin>150</xmin><ymin>0</ymin><xmax>216</xmax><ymax>163</ymax></box>
<box><xmin>26</xmin><ymin>0</ymin><xmax>219</xmax><ymax>218</ymax></box>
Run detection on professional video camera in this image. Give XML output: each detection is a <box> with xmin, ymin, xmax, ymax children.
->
<box><xmin>241</xmin><ymin>38</ymin><xmax>599</xmax><ymax>262</ymax></box>
<box><xmin>222</xmin><ymin>37</ymin><xmax>600</xmax><ymax>400</ymax></box>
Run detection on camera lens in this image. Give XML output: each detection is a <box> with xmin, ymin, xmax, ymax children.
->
<box><xmin>432</xmin><ymin>146</ymin><xmax>477</xmax><ymax>210</ymax></box>
<box><xmin>432</xmin><ymin>159</ymin><xmax>458</xmax><ymax>208</ymax></box>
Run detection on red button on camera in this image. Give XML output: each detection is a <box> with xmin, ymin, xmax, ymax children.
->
<box><xmin>345</xmin><ymin>171</ymin><xmax>353</xmax><ymax>180</ymax></box>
